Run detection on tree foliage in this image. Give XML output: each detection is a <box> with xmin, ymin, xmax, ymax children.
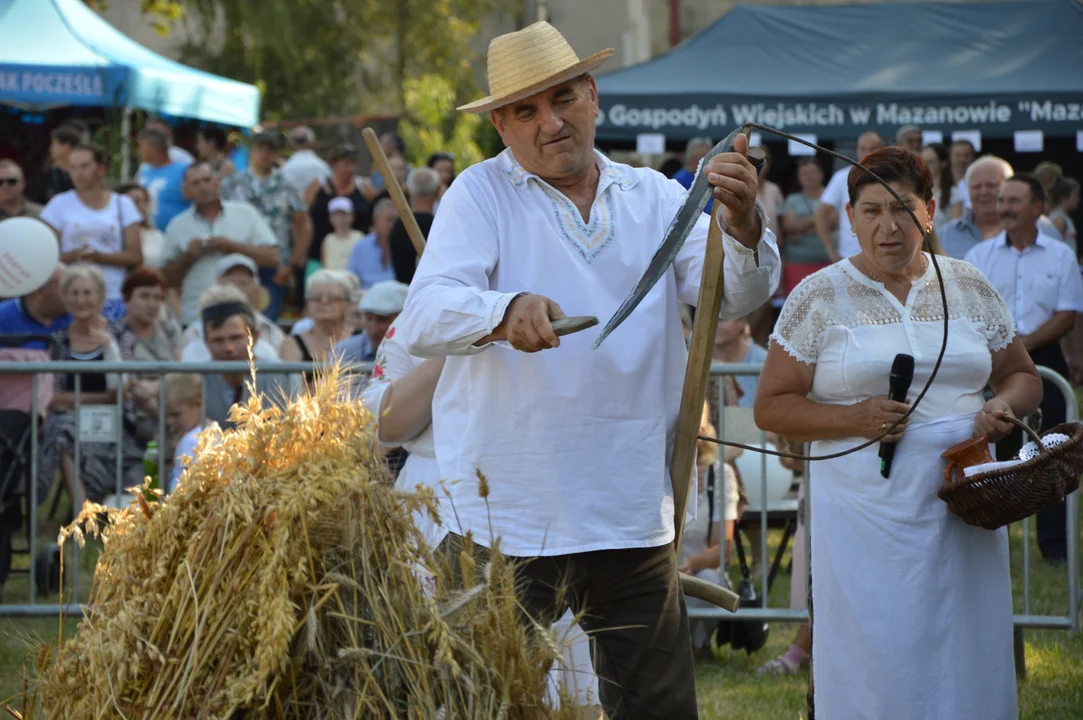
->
<box><xmin>399</xmin><ymin>74</ymin><xmax>486</xmax><ymax>171</ymax></box>
<box><xmin>84</xmin><ymin>0</ymin><xmax>184</xmax><ymax>35</ymax></box>
<box><xmin>160</xmin><ymin>0</ymin><xmax>513</xmax><ymax>123</ymax></box>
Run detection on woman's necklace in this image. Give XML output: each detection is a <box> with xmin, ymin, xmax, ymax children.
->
<box><xmin>860</xmin><ymin>254</ymin><xmax>927</xmax><ymax>285</ymax></box>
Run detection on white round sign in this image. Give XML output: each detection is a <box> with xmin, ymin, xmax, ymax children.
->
<box><xmin>0</xmin><ymin>217</ymin><xmax>60</xmax><ymax>298</ymax></box>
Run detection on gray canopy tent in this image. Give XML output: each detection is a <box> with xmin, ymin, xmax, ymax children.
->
<box><xmin>594</xmin><ymin>0</ymin><xmax>1083</xmax><ymax>143</ymax></box>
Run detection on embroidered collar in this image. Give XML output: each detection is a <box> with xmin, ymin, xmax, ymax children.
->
<box><xmin>499</xmin><ymin>148</ymin><xmax>639</xmax><ymax>193</ymax></box>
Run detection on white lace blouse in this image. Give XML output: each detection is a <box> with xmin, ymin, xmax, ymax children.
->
<box><xmin>770</xmin><ymin>254</ymin><xmax>1017</xmax><ymax>425</ymax></box>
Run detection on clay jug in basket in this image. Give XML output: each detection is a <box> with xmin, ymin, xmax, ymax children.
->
<box><xmin>941</xmin><ymin>435</ymin><xmax>994</xmax><ymax>483</ymax></box>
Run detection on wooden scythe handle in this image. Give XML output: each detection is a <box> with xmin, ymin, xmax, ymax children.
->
<box><xmin>670</xmin><ymin>206</ymin><xmax>740</xmax><ymax>612</ymax></box>
<box><xmin>681</xmin><ymin>572</ymin><xmax>741</xmax><ymax>612</ymax></box>
<box><xmin>671</xmin><ymin>207</ymin><xmax>727</xmax><ymax>549</ymax></box>
<box><xmin>361</xmin><ymin>127</ymin><xmax>427</xmax><ymax>257</ymax></box>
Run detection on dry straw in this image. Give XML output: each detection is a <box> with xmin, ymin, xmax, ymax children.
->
<box><xmin>8</xmin><ymin>366</ymin><xmax>585</xmax><ymax>719</ymax></box>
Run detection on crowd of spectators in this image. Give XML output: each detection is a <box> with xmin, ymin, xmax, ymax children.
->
<box><xmin>0</xmin><ymin>120</ymin><xmax>444</xmax><ymax>527</ymax></box>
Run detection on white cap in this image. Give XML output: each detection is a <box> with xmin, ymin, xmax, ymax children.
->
<box><xmin>359</xmin><ymin>280</ymin><xmax>408</xmax><ymax>315</ymax></box>
<box><xmin>216</xmin><ymin>253</ymin><xmax>258</xmax><ymax>278</ymax></box>
<box><xmin>328</xmin><ymin>196</ymin><xmax>354</xmax><ymax>214</ymax></box>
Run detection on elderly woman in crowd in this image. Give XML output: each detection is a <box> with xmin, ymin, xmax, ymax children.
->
<box><xmin>114</xmin><ymin>267</ymin><xmax>182</xmax><ymax>445</ymax></box>
<box><xmin>280</xmin><ymin>270</ymin><xmax>354</xmax><ymax>381</ymax></box>
<box><xmin>39</xmin><ymin>266</ymin><xmax>143</xmax><ymax>512</ymax></box>
<box><xmin>360</xmin><ymin>317</ymin><xmax>599</xmax><ymax>711</ymax></box>
<box><xmin>755</xmin><ymin>147</ymin><xmax>1042</xmax><ymax>718</ymax></box>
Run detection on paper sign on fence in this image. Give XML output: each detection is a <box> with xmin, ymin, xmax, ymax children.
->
<box><xmin>788</xmin><ymin>134</ymin><xmax>817</xmax><ymax>157</ymax></box>
<box><xmin>951</xmin><ymin>129</ymin><xmax>982</xmax><ymax>152</ymax></box>
<box><xmin>1014</xmin><ymin>130</ymin><xmax>1043</xmax><ymax>153</ymax></box>
<box><xmin>79</xmin><ymin>405</ymin><xmax>120</xmax><ymax>444</ymax></box>
<box><xmin>635</xmin><ymin>133</ymin><xmax>666</xmax><ymax>155</ymax></box>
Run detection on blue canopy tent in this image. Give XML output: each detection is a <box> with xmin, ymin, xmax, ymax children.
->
<box><xmin>0</xmin><ymin>0</ymin><xmax>260</xmax><ymax>170</ymax></box>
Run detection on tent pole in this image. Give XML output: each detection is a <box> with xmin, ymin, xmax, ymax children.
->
<box><xmin>120</xmin><ymin>107</ymin><xmax>132</xmax><ymax>182</ymax></box>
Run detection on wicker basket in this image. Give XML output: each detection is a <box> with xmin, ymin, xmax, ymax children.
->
<box><xmin>938</xmin><ymin>417</ymin><xmax>1083</xmax><ymax>530</ymax></box>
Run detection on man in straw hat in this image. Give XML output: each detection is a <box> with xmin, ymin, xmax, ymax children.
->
<box><xmin>397</xmin><ymin>21</ymin><xmax>780</xmax><ymax>718</ymax></box>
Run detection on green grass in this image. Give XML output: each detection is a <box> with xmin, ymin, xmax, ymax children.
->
<box><xmin>693</xmin><ymin>507</ymin><xmax>1083</xmax><ymax>719</ymax></box>
<box><xmin>0</xmin><ymin>486</ymin><xmax>1080</xmax><ymax>717</ymax></box>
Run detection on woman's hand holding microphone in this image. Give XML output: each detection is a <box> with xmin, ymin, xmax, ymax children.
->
<box><xmin>850</xmin><ymin>396</ymin><xmax>911</xmax><ymax>444</ymax></box>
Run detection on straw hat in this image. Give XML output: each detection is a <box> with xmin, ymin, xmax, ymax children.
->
<box><xmin>458</xmin><ymin>22</ymin><xmax>613</xmax><ymax>114</ymax></box>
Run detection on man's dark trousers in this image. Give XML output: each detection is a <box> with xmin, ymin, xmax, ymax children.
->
<box><xmin>445</xmin><ymin>535</ymin><xmax>699</xmax><ymax>719</ymax></box>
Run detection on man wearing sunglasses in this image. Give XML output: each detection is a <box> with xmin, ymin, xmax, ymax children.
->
<box><xmin>0</xmin><ymin>160</ymin><xmax>42</xmax><ymax>222</ymax></box>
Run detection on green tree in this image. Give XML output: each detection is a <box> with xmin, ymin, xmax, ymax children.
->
<box><xmin>141</xmin><ymin>0</ymin><xmax>513</xmax><ymax>123</ymax></box>
<box><xmin>84</xmin><ymin>0</ymin><xmax>184</xmax><ymax>35</ymax></box>
<box><xmin>399</xmin><ymin>74</ymin><xmax>487</xmax><ymax>170</ymax></box>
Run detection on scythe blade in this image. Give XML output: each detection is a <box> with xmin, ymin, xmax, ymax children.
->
<box><xmin>592</xmin><ymin>124</ymin><xmax>756</xmax><ymax>349</ymax></box>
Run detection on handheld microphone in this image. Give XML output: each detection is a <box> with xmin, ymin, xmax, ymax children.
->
<box><xmin>879</xmin><ymin>353</ymin><xmax>915</xmax><ymax>478</ymax></box>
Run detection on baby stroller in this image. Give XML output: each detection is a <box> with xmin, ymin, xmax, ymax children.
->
<box><xmin>0</xmin><ymin>335</ymin><xmax>62</xmax><ymax>598</ymax></box>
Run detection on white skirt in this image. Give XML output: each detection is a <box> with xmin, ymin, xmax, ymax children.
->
<box><xmin>810</xmin><ymin>413</ymin><xmax>1016</xmax><ymax>719</ymax></box>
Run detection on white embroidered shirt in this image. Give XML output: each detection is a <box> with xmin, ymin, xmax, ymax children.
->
<box><xmin>396</xmin><ymin>148</ymin><xmax>780</xmax><ymax>556</ymax></box>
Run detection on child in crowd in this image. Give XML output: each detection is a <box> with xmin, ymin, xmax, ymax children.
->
<box><xmin>321</xmin><ymin>196</ymin><xmax>364</xmax><ymax>271</ymax></box>
<box><xmin>164</xmin><ymin>373</ymin><xmax>205</xmax><ymax>492</ymax></box>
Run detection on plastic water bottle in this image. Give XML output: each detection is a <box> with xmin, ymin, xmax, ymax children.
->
<box><xmin>144</xmin><ymin>441</ymin><xmax>159</xmax><ymax>492</ymax></box>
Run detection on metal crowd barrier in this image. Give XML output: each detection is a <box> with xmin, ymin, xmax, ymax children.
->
<box><xmin>0</xmin><ymin>360</ymin><xmax>368</xmax><ymax>617</ymax></box>
<box><xmin>690</xmin><ymin>364</ymin><xmax>1081</xmax><ymax>636</ymax></box>
<box><xmin>0</xmin><ymin>360</ymin><xmax>1077</xmax><ymax>635</ymax></box>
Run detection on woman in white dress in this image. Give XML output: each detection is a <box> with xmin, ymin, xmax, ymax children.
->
<box><xmin>359</xmin><ymin>319</ymin><xmax>599</xmax><ymax>712</ymax></box>
<box><xmin>754</xmin><ymin>147</ymin><xmax>1042</xmax><ymax>719</ymax></box>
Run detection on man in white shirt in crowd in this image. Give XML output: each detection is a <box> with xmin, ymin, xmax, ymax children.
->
<box><xmin>814</xmin><ymin>131</ymin><xmax>883</xmax><ymax>262</ymax></box>
<box><xmin>396</xmin><ymin>22</ymin><xmax>780</xmax><ymax>720</ymax></box>
<box><xmin>941</xmin><ymin>156</ymin><xmax>1062</xmax><ymax>259</ymax></box>
<box><xmin>160</xmin><ymin>163</ymin><xmax>280</xmax><ymax>327</ymax></box>
<box><xmin>281</xmin><ymin>126</ymin><xmax>332</xmax><ymax>202</ymax></box>
<box><xmin>965</xmin><ymin>173</ymin><xmax>1083</xmax><ymax>566</ymax></box>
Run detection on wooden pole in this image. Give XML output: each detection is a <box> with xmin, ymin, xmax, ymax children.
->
<box><xmin>361</xmin><ymin>127</ymin><xmax>426</xmax><ymax>257</ymax></box>
<box><xmin>669</xmin><ymin>206</ymin><xmax>740</xmax><ymax>613</ymax></box>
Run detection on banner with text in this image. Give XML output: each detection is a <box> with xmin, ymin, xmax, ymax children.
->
<box><xmin>595</xmin><ymin>95</ymin><xmax>1083</xmax><ymax>143</ymax></box>
<box><xmin>0</xmin><ymin>65</ymin><xmax>128</xmax><ymax>108</ymax></box>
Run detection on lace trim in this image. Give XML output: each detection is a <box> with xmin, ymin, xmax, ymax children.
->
<box><xmin>773</xmin><ymin>257</ymin><xmax>1016</xmax><ymax>362</ymax></box>
<box><xmin>769</xmin><ymin>332</ymin><xmax>815</xmax><ymax>365</ymax></box>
